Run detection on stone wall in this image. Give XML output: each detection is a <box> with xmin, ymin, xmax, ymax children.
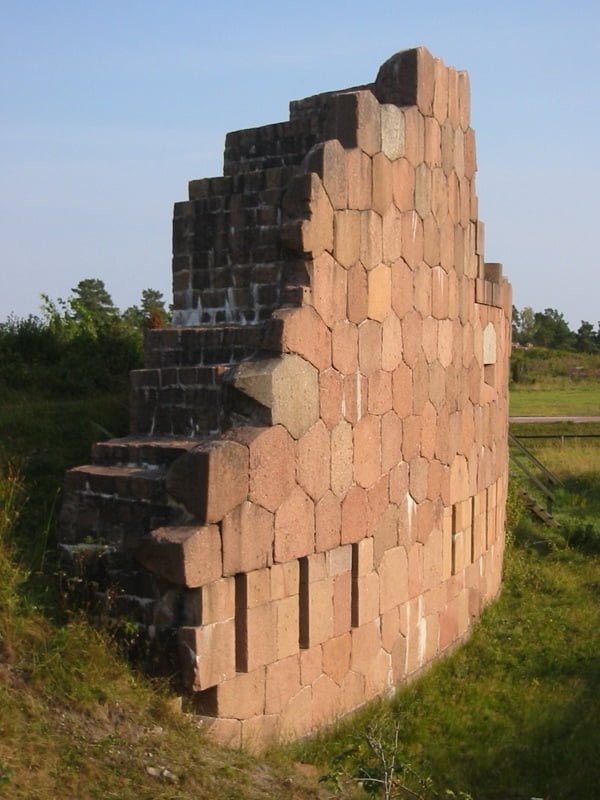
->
<box><xmin>59</xmin><ymin>47</ymin><xmax>511</xmax><ymax>750</ymax></box>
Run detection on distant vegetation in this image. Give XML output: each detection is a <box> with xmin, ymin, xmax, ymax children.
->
<box><xmin>512</xmin><ymin>305</ymin><xmax>600</xmax><ymax>352</ymax></box>
<box><xmin>0</xmin><ymin>279</ymin><xmax>168</xmax><ymax>398</ymax></box>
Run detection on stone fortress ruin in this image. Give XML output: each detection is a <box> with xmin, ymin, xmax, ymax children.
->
<box><xmin>59</xmin><ymin>47</ymin><xmax>511</xmax><ymax>749</ymax></box>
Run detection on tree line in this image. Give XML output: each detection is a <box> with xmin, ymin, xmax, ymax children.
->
<box><xmin>512</xmin><ymin>306</ymin><xmax>600</xmax><ymax>352</ymax></box>
<box><xmin>0</xmin><ymin>279</ymin><xmax>168</xmax><ymax>397</ymax></box>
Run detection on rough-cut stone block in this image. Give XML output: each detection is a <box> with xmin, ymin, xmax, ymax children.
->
<box><xmin>341</xmin><ymin>484</ymin><xmax>368</xmax><ymax>544</ymax></box>
<box><xmin>347</xmin><ymin>261</ymin><xmax>369</xmax><ymax>324</ymax></box>
<box><xmin>392</xmin><ymin>158</ymin><xmax>415</xmax><ymax>213</ymax></box>
<box><xmin>333</xmin><ymin>570</ymin><xmax>352</xmax><ymax>636</ymax></box>
<box><xmin>311</xmin><ymin>251</ymin><xmax>347</xmax><ymax>329</ymax></box>
<box><xmin>380</xmin><ymin>104</ymin><xmax>405</xmax><ymax>160</ymax></box>
<box><xmin>367</xmin><ymin>474</ymin><xmax>390</xmax><ymax>534</ymax></box>
<box><xmin>265</xmin><ymin>655</ymin><xmax>301</xmax><ymax>714</ymax></box>
<box><xmin>433</xmin><ymin>58</ymin><xmax>448</xmax><ymax>123</ymax></box>
<box><xmin>401</xmin><ymin>308</ymin><xmax>423</xmax><ymax>368</ymax></box>
<box><xmin>327</xmin><ymin>90</ymin><xmax>381</xmax><ymax>156</ymax></box>
<box><xmin>312</xmin><ymin>673</ymin><xmax>342</xmax><ymax>726</ymax></box>
<box><xmin>270</xmin><ymin>306</ymin><xmax>332</xmax><ymax>371</ymax></box>
<box><xmin>378</xmin><ymin>547</ymin><xmax>408</xmax><ymax>614</ymax></box>
<box><xmin>331</xmin><ymin>419</ymin><xmax>353</xmax><ymax>498</ymax></box>
<box><xmin>403</xmin><ymin>106</ymin><xmax>425</xmax><ymax>166</ymax></box>
<box><xmin>319</xmin><ymin>367</ymin><xmax>344</xmax><ymax>430</ymax></box>
<box><xmin>235</xmin><ymin>425</ymin><xmax>295</xmax><ymax>513</ymax></box>
<box><xmin>414</xmin><ymin>163</ymin><xmax>432</xmax><ymax>220</ymax></box>
<box><xmin>332</xmin><ymin>320</ymin><xmax>359</xmax><ymax>375</ymax></box>
<box><xmin>391</xmin><ymin>257</ymin><xmax>413</xmax><ymax>319</ymax></box>
<box><xmin>360</xmin><ymin>210</ymin><xmax>383</xmax><ymax>269</ymax></box>
<box><xmin>358</xmin><ymin>319</ymin><xmax>382</xmax><ymax>376</ymax></box>
<box><xmin>221</xmin><ymin>501</ymin><xmax>274</xmax><ymax>576</ymax></box>
<box><xmin>350</xmin><ymin>619</ymin><xmax>381</xmax><ymax>674</ymax></box>
<box><xmin>270</xmin><ymin>560</ymin><xmax>299</xmax><ymax>601</ymax></box>
<box><xmin>346</xmin><ymin>148</ymin><xmax>372</xmax><ymax>210</ymax></box>
<box><xmin>368</xmin><ymin>370</ymin><xmax>393</xmax><ymax>415</ymax></box>
<box><xmin>137</xmin><ymin>525</ymin><xmax>221</xmax><ymax>588</ymax></box>
<box><xmin>274</xmin><ymin>485</ymin><xmax>315</xmax><ymax>562</ymax></box>
<box><xmin>297</xmin><ymin>420</ymin><xmax>331</xmax><ymax>502</ymax></box>
<box><xmin>423</xmin><ymin>215</ymin><xmax>440</xmax><ymax>267</ymax></box>
<box><xmin>401</xmin><ymin>210</ymin><xmax>424</xmax><ymax>269</ymax></box>
<box><xmin>374</xmin><ymin>47</ymin><xmax>435</xmax><ymax>116</ymax></box>
<box><xmin>299</xmin><ymin>646</ymin><xmax>322</xmax><ymax>686</ymax></box>
<box><xmin>179</xmin><ymin>620</ymin><xmax>236</xmax><ymax>690</ymax></box>
<box><xmin>306</xmin><ymin>139</ymin><xmax>348</xmax><ymax>209</ymax></box>
<box><xmin>334</xmin><ymin>210</ymin><xmax>361</xmax><ymax>268</ymax></box>
<box><xmin>382</xmin><ymin>205</ymin><xmax>403</xmax><ymax>264</ymax></box>
<box><xmin>200</xmin><ymin>577</ymin><xmax>235</xmax><ymax>625</ymax></box>
<box><xmin>316</xmin><ymin>490</ymin><xmax>342</xmax><ymax>552</ymax></box>
<box><xmin>275</xmin><ymin>594</ymin><xmax>300</xmax><ymax>660</ymax></box>
<box><xmin>212</xmin><ymin>668</ymin><xmax>266</xmax><ymax>720</ymax></box>
<box><xmin>392</xmin><ymin>361</ymin><xmax>413</xmax><ymax>419</ymax></box>
<box><xmin>240</xmin><ymin>601</ymin><xmax>277</xmax><ymax>671</ymax></box>
<box><xmin>372</xmin><ymin>152</ymin><xmax>394</xmax><ymax>215</ymax></box>
<box><xmin>372</xmin><ymin>502</ymin><xmax>399</xmax><ymax>566</ymax></box>
<box><xmin>367</xmin><ymin>263</ymin><xmax>392</xmax><ymax>322</ymax></box>
<box><xmin>279</xmin><ymin>686</ymin><xmax>313</xmax><ymax>740</ymax></box>
<box><xmin>354</xmin><ymin>414</ymin><xmax>382</xmax><ymax>489</ymax></box>
<box><xmin>424</xmin><ymin>117</ymin><xmax>442</xmax><ymax>167</ymax></box>
<box><xmin>166</xmin><ymin>440</ymin><xmax>248</xmax><ymax>523</ymax></box>
<box><xmin>322</xmin><ymin>633</ymin><xmax>352</xmax><ymax>685</ymax></box>
<box><xmin>381</xmin><ymin>312</ymin><xmax>403</xmax><ymax>371</ymax></box>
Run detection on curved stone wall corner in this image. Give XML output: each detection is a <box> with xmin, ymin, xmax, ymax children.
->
<box><xmin>58</xmin><ymin>47</ymin><xmax>511</xmax><ymax>753</ymax></box>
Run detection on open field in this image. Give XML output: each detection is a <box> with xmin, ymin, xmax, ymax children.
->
<box><xmin>509</xmin><ymin>383</ymin><xmax>600</xmax><ymax>416</ymax></box>
<box><xmin>1</xmin><ymin>357</ymin><xmax>599</xmax><ymax>799</ymax></box>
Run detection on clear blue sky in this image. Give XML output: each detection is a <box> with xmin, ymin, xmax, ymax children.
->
<box><xmin>1</xmin><ymin>1</ymin><xmax>599</xmax><ymax>329</ymax></box>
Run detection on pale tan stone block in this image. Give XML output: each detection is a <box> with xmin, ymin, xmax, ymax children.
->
<box><xmin>391</xmin><ymin>256</ymin><xmax>413</xmax><ymax>319</ymax></box>
<box><xmin>333</xmin><ymin>570</ymin><xmax>352</xmax><ymax>636</ymax></box>
<box><xmin>423</xmin><ymin>526</ymin><xmax>443</xmax><ymax>590</ymax></box>
<box><xmin>312</xmin><ymin>672</ymin><xmax>342</xmax><ymax>726</ymax></box>
<box><xmin>424</xmin><ymin>116</ymin><xmax>442</xmax><ymax>166</ymax></box>
<box><xmin>310</xmin><ymin>251</ymin><xmax>347</xmax><ymax>330</ymax></box>
<box><xmin>413</xmin><ymin>262</ymin><xmax>432</xmax><ymax>318</ymax></box>
<box><xmin>353</xmin><ymin>536</ymin><xmax>374</xmax><ymax>577</ymax></box>
<box><xmin>319</xmin><ymin>367</ymin><xmax>343</xmax><ymax>431</ymax></box>
<box><xmin>441</xmin><ymin>120</ymin><xmax>454</xmax><ymax>176</ymax></box>
<box><xmin>403</xmin><ymin>106</ymin><xmax>425</xmax><ymax>166</ymax></box>
<box><xmin>341</xmin><ymin>484</ymin><xmax>368</xmax><ymax>544</ymax></box>
<box><xmin>372</xmin><ymin>503</ymin><xmax>399</xmax><ymax>566</ymax></box>
<box><xmin>392</xmin><ymin>360</ymin><xmax>413</xmax><ymax>419</ymax></box>
<box><xmin>367</xmin><ymin>264</ymin><xmax>392</xmax><ymax>322</ymax></box>
<box><xmin>265</xmin><ymin>655</ymin><xmax>301</xmax><ymax>715</ymax></box>
<box><xmin>274</xmin><ymin>485</ymin><xmax>315</xmax><ymax>562</ymax></box>
<box><xmin>368</xmin><ymin>369</ymin><xmax>393</xmax><ymax>415</ymax></box>
<box><xmin>179</xmin><ymin>621</ymin><xmax>236</xmax><ymax>691</ymax></box>
<box><xmin>138</xmin><ymin>525</ymin><xmax>222</xmax><ymax>589</ymax></box>
<box><xmin>279</xmin><ymin>685</ymin><xmax>313</xmax><ymax>740</ymax></box>
<box><xmin>347</xmin><ymin>261</ymin><xmax>369</xmax><ymax>324</ymax></box>
<box><xmin>382</xmin><ymin>204</ymin><xmax>403</xmax><ymax>264</ymax></box>
<box><xmin>392</xmin><ymin>157</ymin><xmax>415</xmax><ymax>212</ymax></box>
<box><xmin>401</xmin><ymin>209</ymin><xmax>424</xmax><ymax>268</ymax></box>
<box><xmin>379</xmin><ymin>544</ymin><xmax>408</xmax><ymax>613</ymax></box>
<box><xmin>381</xmin><ymin>606</ymin><xmax>400</xmax><ymax>652</ymax></box>
<box><xmin>360</xmin><ymin>210</ymin><xmax>383</xmax><ymax>269</ymax></box>
<box><xmin>372</xmin><ymin>152</ymin><xmax>394</xmax><ymax>216</ymax></box>
<box><xmin>213</xmin><ymin>667</ymin><xmax>266</xmax><ymax>720</ymax></box>
<box><xmin>221</xmin><ymin>502</ymin><xmax>274</xmax><ymax>577</ymax></box>
<box><xmin>381</xmin><ymin>312</ymin><xmax>403</xmax><ymax>371</ymax></box>
<box><xmin>270</xmin><ymin>560</ymin><xmax>299</xmax><ymax>601</ymax></box>
<box><xmin>339</xmin><ymin>669</ymin><xmax>366</xmax><ymax>714</ymax></box>
<box><xmin>300</xmin><ymin>173</ymin><xmax>334</xmax><ymax>257</ymax></box>
<box><xmin>380</xmin><ymin>103</ymin><xmax>405</xmax><ymax>160</ymax></box>
<box><xmin>199</xmin><ymin>716</ymin><xmax>242</xmax><ymax>748</ymax></box>
<box><xmin>334</xmin><ymin>209</ymin><xmax>361</xmax><ymax>268</ymax></box>
<box><xmin>271</xmin><ymin>305</ymin><xmax>332</xmax><ymax>371</ymax></box>
<box><xmin>306</xmin><ymin>138</ymin><xmax>348</xmax><ymax>209</ymax></box>
<box><xmin>351</xmin><ymin>619</ymin><xmax>381</xmax><ymax>674</ymax></box>
<box><xmin>407</xmin><ymin>541</ymin><xmax>423</xmax><ymax>599</ymax></box>
<box><xmin>240</xmin><ymin>714</ymin><xmax>280</xmax><ymax>754</ymax></box>
<box><xmin>297</xmin><ymin>420</ymin><xmax>331</xmax><ymax>502</ymax></box>
<box><xmin>382</xmin><ymin>410</ymin><xmax>403</xmax><ymax>474</ymax></box>
<box><xmin>200</xmin><ymin>577</ymin><xmax>235</xmax><ymax>624</ymax></box>
<box><xmin>274</xmin><ymin>594</ymin><xmax>300</xmax><ymax>661</ymax></box>
<box><xmin>423</xmin><ymin>214</ymin><xmax>440</xmax><ymax>268</ymax></box>
<box><xmin>358</xmin><ymin>318</ymin><xmax>383</xmax><ymax>376</ymax></box>
<box><xmin>365</xmin><ymin>648</ymin><xmax>393</xmax><ymax>699</ymax></box>
<box><xmin>346</xmin><ymin>148</ymin><xmax>372</xmax><ymax>210</ymax></box>
<box><xmin>414</xmin><ymin>162</ymin><xmax>432</xmax><ymax>220</ymax></box>
<box><xmin>299</xmin><ymin>646</ymin><xmax>322</xmax><ymax>686</ymax></box>
<box><xmin>433</xmin><ymin>58</ymin><xmax>448</xmax><ymax>124</ymax></box>
<box><xmin>354</xmin><ymin>414</ymin><xmax>382</xmax><ymax>489</ymax></box>
<box><xmin>315</xmin><ymin>490</ymin><xmax>342</xmax><ymax>552</ymax></box>
<box><xmin>353</xmin><ymin>571</ymin><xmax>380</xmax><ymax>627</ymax></box>
<box><xmin>322</xmin><ymin>632</ymin><xmax>352</xmax><ymax>685</ymax></box>
<box><xmin>331</xmin><ymin>419</ymin><xmax>353</xmax><ymax>498</ymax></box>
<box><xmin>402</xmin><ymin>308</ymin><xmax>424</xmax><ymax>368</ymax></box>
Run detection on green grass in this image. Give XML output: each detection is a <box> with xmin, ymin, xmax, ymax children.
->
<box><xmin>1</xmin><ymin>366</ymin><xmax>599</xmax><ymax>799</ymax></box>
<box><xmin>509</xmin><ymin>383</ymin><xmax>600</xmax><ymax>416</ymax></box>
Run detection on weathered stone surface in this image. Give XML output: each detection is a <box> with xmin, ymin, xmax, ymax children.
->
<box><xmin>221</xmin><ymin>501</ymin><xmax>274</xmax><ymax>576</ymax></box>
<box><xmin>229</xmin><ymin>355</ymin><xmax>319</xmax><ymax>439</ymax></box>
<box><xmin>137</xmin><ymin>525</ymin><xmax>221</xmax><ymax>588</ymax></box>
<box><xmin>166</xmin><ymin>440</ymin><xmax>248</xmax><ymax>523</ymax></box>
